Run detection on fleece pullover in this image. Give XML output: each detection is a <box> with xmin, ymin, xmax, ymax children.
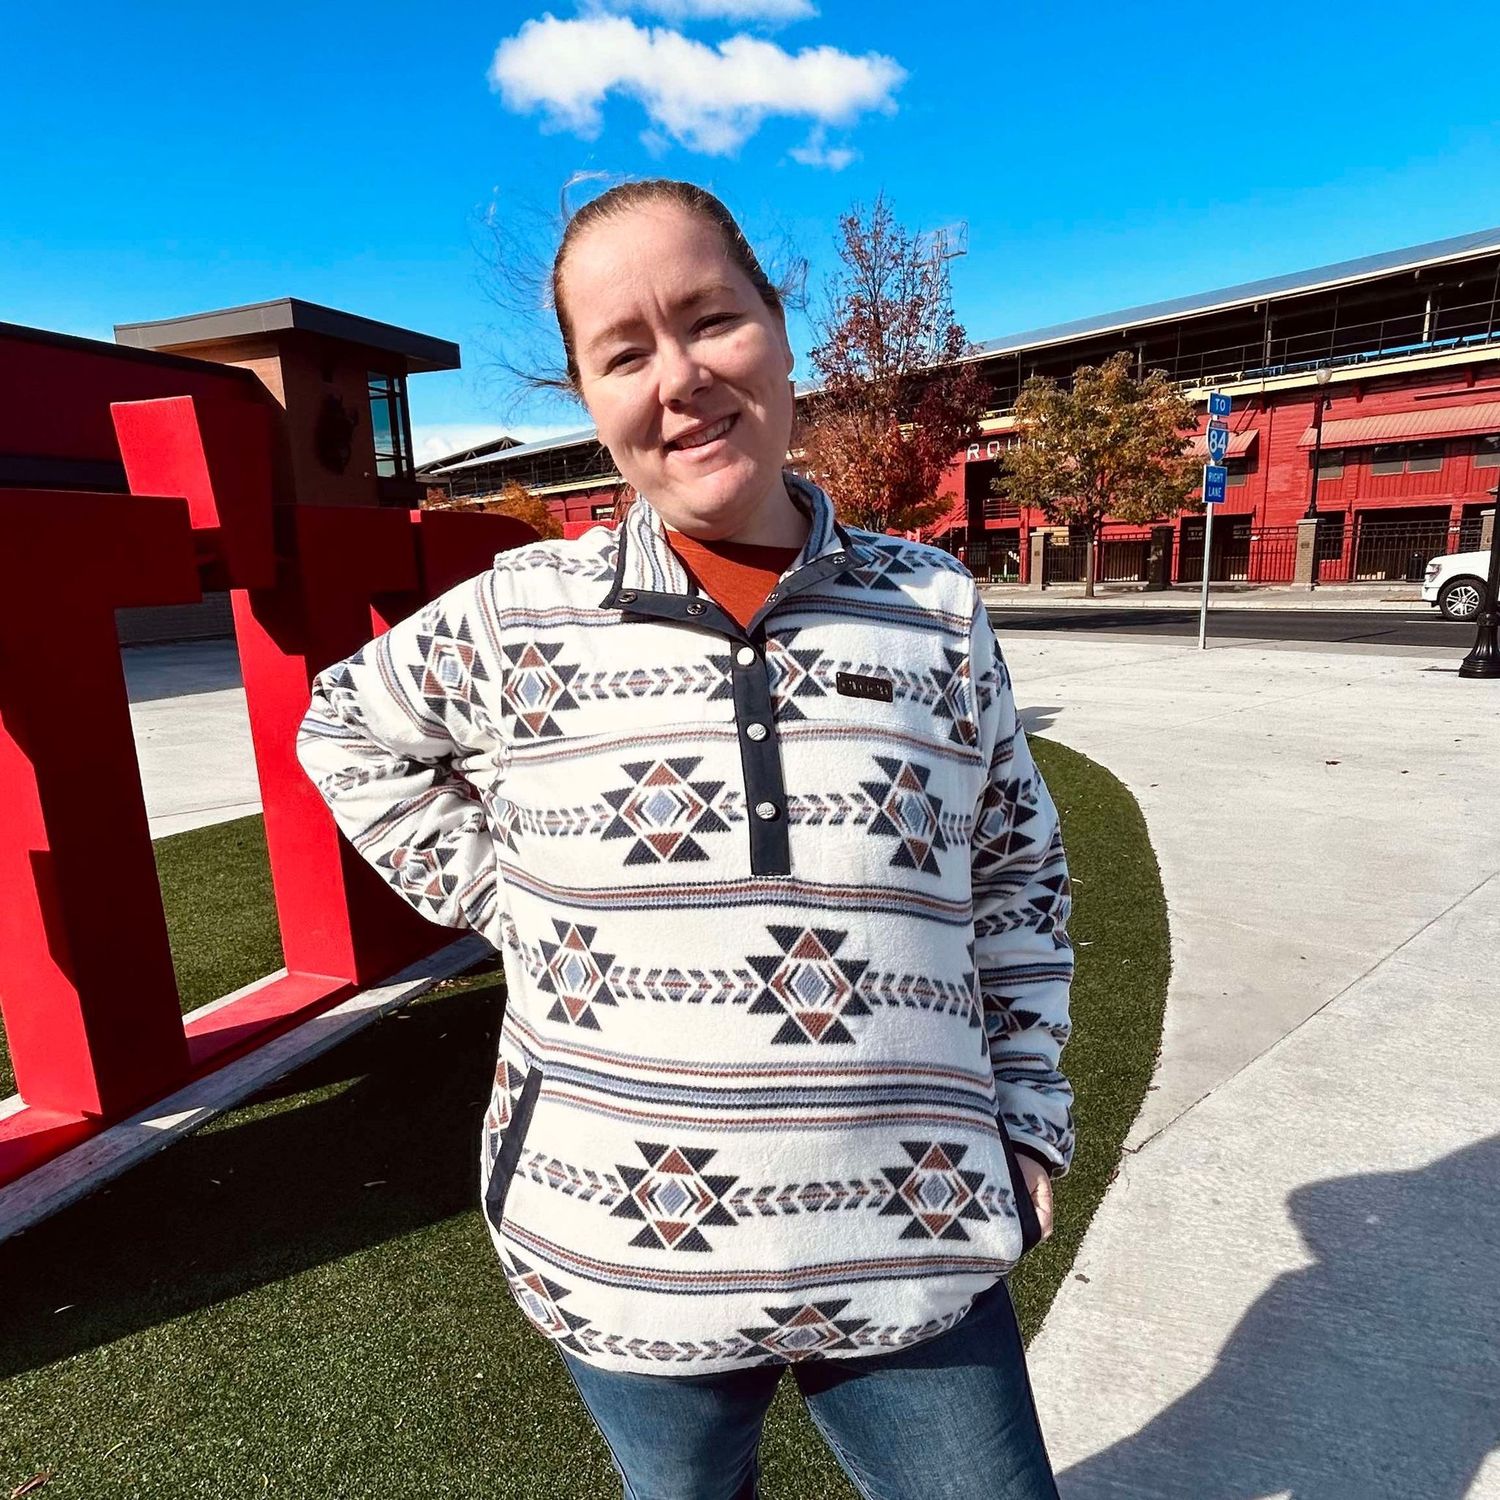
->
<box><xmin>295</xmin><ymin>473</ymin><xmax>1076</xmax><ymax>1376</ymax></box>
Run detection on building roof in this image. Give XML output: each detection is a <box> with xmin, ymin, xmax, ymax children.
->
<box><xmin>966</xmin><ymin>225</ymin><xmax>1500</xmax><ymax>361</ymax></box>
<box><xmin>415</xmin><ymin>433</ymin><xmax>522</xmax><ymax>473</ymax></box>
<box><xmin>114</xmin><ymin>297</ymin><xmax>461</xmax><ymax>373</ymax></box>
<box><xmin>423</xmin><ymin>424</ymin><xmax>601</xmax><ymax>473</ymax></box>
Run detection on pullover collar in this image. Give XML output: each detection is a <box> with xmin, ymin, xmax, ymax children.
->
<box><xmin>600</xmin><ymin>472</ymin><xmax>866</xmax><ymax>636</ymax></box>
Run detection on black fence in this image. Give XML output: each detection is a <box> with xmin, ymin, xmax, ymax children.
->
<box><xmin>1310</xmin><ymin>516</ymin><xmax>1455</xmax><ymax>584</ymax></box>
<box><xmin>944</xmin><ymin>510</ymin><xmax>1486</xmax><ymax>589</ymax></box>
<box><xmin>1042</xmin><ymin>538</ymin><xmax>1089</xmax><ymax>585</ymax></box>
<box><xmin>1247</xmin><ymin>525</ymin><xmax>1300</xmax><ymax>583</ymax></box>
<box><xmin>938</xmin><ymin>531</ymin><xmax>1021</xmax><ymax>583</ymax></box>
<box><xmin>1178</xmin><ymin>517</ymin><xmax>1250</xmax><ymax>583</ymax></box>
<box><xmin>1040</xmin><ymin>529</ymin><xmax>1154</xmax><ymax>586</ymax></box>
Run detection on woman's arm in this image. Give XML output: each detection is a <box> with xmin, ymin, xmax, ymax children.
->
<box><xmin>966</xmin><ymin>585</ymin><xmax>1077</xmax><ymax>1179</ymax></box>
<box><xmin>294</xmin><ymin>570</ymin><xmax>506</xmax><ymax>946</ymax></box>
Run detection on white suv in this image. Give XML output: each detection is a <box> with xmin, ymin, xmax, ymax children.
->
<box><xmin>1423</xmin><ymin>550</ymin><xmax>1491</xmax><ymax>621</ymax></box>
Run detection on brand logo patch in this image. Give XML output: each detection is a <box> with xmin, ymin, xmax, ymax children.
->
<box><xmin>835</xmin><ymin>671</ymin><xmax>894</xmax><ymax>702</ymax></box>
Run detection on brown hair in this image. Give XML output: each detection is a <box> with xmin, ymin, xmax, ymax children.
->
<box><xmin>550</xmin><ymin>178</ymin><xmax>784</xmax><ymax>393</ymax></box>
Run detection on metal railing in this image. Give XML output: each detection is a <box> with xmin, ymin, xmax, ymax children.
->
<box><xmin>1178</xmin><ymin>524</ymin><xmax>1252</xmax><ymax>584</ymax></box>
<box><xmin>1040</xmin><ymin>529</ymin><xmax>1154</xmax><ymax>586</ymax></box>
<box><xmin>1246</xmin><ymin>524</ymin><xmax>1300</xmax><ymax>584</ymax></box>
<box><xmin>1042</xmin><ymin>538</ymin><xmax>1090</xmax><ymax>585</ymax></box>
<box><xmin>939</xmin><ymin>532</ymin><xmax>1021</xmax><ymax>583</ymax></box>
<box><xmin>1348</xmin><ymin>518</ymin><xmax>1454</xmax><ymax>582</ymax></box>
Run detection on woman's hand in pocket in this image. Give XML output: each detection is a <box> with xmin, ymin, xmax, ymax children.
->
<box><xmin>1018</xmin><ymin>1156</ymin><xmax>1054</xmax><ymax>1242</ymax></box>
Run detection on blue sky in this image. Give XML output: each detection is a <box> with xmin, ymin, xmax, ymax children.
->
<box><xmin>5</xmin><ymin>0</ymin><xmax>1498</xmax><ymax>463</ymax></box>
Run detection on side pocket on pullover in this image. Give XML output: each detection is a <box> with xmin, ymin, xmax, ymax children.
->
<box><xmin>997</xmin><ymin>1114</ymin><xmax>1045</xmax><ymax>1257</ymax></box>
<box><xmin>484</xmin><ymin>1063</ymin><xmax>544</xmax><ymax>1236</ymax></box>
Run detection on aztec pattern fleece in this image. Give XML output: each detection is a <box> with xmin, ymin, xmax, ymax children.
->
<box><xmin>295</xmin><ymin>474</ymin><xmax>1076</xmax><ymax>1376</ymax></box>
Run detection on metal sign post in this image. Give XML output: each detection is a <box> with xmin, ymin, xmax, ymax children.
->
<box><xmin>1199</xmin><ymin>393</ymin><xmax>1231</xmax><ymax>649</ymax></box>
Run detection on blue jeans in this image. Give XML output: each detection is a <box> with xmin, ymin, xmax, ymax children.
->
<box><xmin>557</xmin><ymin>1275</ymin><xmax>1060</xmax><ymax>1500</ymax></box>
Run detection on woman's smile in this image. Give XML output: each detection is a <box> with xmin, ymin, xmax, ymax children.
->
<box><xmin>664</xmin><ymin>411</ymin><xmax>740</xmax><ymax>459</ymax></box>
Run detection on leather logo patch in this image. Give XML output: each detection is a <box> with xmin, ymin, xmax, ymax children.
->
<box><xmin>835</xmin><ymin>671</ymin><xmax>894</xmax><ymax>702</ymax></box>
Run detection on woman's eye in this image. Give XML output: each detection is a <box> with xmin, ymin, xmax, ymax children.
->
<box><xmin>606</xmin><ymin>350</ymin><xmax>643</xmax><ymax>373</ymax></box>
<box><xmin>695</xmin><ymin>313</ymin><xmax>736</xmax><ymax>334</ymax></box>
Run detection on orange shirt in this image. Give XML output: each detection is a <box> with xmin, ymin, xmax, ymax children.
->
<box><xmin>663</xmin><ymin>531</ymin><xmax>803</xmax><ymax>631</ymax></box>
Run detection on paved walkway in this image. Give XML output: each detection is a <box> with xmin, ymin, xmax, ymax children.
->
<box><xmin>994</xmin><ymin>626</ymin><xmax>1500</xmax><ymax>1499</ymax></box>
<box><xmin>123</xmin><ymin>640</ymin><xmax>262</xmax><ymax>838</ymax></box>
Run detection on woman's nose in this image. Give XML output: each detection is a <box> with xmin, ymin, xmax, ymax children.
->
<box><xmin>657</xmin><ymin>339</ymin><xmax>711</xmax><ymax>406</ymax></box>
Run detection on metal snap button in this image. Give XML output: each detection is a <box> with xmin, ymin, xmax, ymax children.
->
<box><xmin>618</xmin><ymin>590</ymin><xmax>637</xmax><ymax>604</ymax></box>
<box><xmin>754</xmin><ymin>800</ymin><xmax>779</xmax><ymax>820</ymax></box>
<box><xmin>735</xmin><ymin>645</ymin><xmax>756</xmax><ymax>666</ymax></box>
<box><xmin>831</xmin><ymin>552</ymin><xmax>846</xmax><ymax>564</ymax></box>
<box><xmin>746</xmin><ymin>722</ymin><xmax>768</xmax><ymax>742</ymax></box>
<box><xmin>686</xmin><ymin>601</ymin><xmax>706</xmax><ymax>615</ymax></box>
<box><xmin>765</xmin><ymin>590</ymin><xmax>780</xmax><ymax>603</ymax></box>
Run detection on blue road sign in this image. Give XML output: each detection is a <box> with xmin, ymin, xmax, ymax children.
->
<box><xmin>1203</xmin><ymin>464</ymin><xmax>1228</xmax><ymax>504</ymax></box>
<box><xmin>1206</xmin><ymin>422</ymin><xmax>1230</xmax><ymax>465</ymax></box>
<box><xmin>1208</xmin><ymin>392</ymin><xmax>1232</xmax><ymax>418</ymax></box>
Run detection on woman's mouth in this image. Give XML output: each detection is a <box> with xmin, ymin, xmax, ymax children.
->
<box><xmin>664</xmin><ymin>412</ymin><xmax>739</xmax><ymax>456</ymax></box>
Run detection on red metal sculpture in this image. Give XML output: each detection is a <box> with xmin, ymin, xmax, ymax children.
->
<box><xmin>0</xmin><ymin>391</ymin><xmax>533</xmax><ymax>1188</ymax></box>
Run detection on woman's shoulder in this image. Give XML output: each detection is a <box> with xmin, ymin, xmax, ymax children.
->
<box><xmin>841</xmin><ymin>526</ymin><xmax>981</xmax><ymax>603</ymax></box>
<box><xmin>489</xmin><ymin>522</ymin><xmax>620</xmax><ymax>587</ymax></box>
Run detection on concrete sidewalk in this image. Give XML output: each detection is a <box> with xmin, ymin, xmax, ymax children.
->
<box><xmin>982</xmin><ymin>582</ymin><xmax>1427</xmax><ymax>611</ymax></box>
<box><xmin>995</xmin><ymin>628</ymin><xmax>1500</xmax><ymax>1498</ymax></box>
<box><xmin>123</xmin><ymin>640</ymin><xmax>263</xmax><ymax>838</ymax></box>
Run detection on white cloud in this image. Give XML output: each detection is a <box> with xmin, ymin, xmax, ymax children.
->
<box><xmin>589</xmin><ymin>0</ymin><xmax>817</xmax><ymax>22</ymax></box>
<box><xmin>789</xmin><ymin>123</ymin><xmax>856</xmax><ymax>171</ymax></box>
<box><xmin>412</xmin><ymin>423</ymin><xmax>579</xmax><ymax>467</ymax></box>
<box><xmin>488</xmin><ymin>14</ymin><xmax>904</xmax><ymax>156</ymax></box>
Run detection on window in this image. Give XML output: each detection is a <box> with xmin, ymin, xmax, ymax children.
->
<box><xmin>591</xmin><ymin>502</ymin><xmax>615</xmax><ymax>520</ymax></box>
<box><xmin>367</xmin><ymin>372</ymin><xmax>413</xmax><ymax>478</ymax></box>
<box><xmin>1314</xmin><ymin>447</ymin><xmax>1344</xmax><ymax>479</ymax></box>
<box><xmin>1476</xmin><ymin>434</ymin><xmax>1500</xmax><ymax>470</ymax></box>
<box><xmin>1370</xmin><ymin>440</ymin><xmax>1444</xmax><ymax>476</ymax></box>
<box><xmin>1226</xmin><ymin>457</ymin><xmax>1248</xmax><ymax>488</ymax></box>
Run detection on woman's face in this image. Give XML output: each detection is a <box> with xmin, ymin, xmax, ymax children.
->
<box><xmin>559</xmin><ymin>202</ymin><xmax>796</xmax><ymax>539</ymax></box>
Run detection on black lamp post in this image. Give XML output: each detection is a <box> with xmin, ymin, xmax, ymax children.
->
<box><xmin>1303</xmin><ymin>367</ymin><xmax>1334</xmax><ymax>585</ymax></box>
<box><xmin>1458</xmin><ymin>481</ymin><xmax>1500</xmax><ymax>680</ymax></box>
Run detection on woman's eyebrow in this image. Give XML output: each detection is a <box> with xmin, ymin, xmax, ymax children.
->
<box><xmin>586</xmin><ymin>283</ymin><xmax>740</xmax><ymax>354</ymax></box>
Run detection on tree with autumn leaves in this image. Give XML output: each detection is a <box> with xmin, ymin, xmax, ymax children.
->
<box><xmin>422</xmin><ymin>480</ymin><xmax>564</xmax><ymax>539</ymax></box>
<box><xmin>798</xmin><ymin>193</ymin><xmax>987</xmax><ymax>535</ymax></box>
<box><xmin>999</xmin><ymin>350</ymin><xmax>1201</xmax><ymax>597</ymax></box>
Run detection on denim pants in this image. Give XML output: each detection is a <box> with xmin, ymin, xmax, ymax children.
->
<box><xmin>557</xmin><ymin>1274</ymin><xmax>1061</xmax><ymax>1500</ymax></box>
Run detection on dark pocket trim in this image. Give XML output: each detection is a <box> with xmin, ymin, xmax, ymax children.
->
<box><xmin>484</xmin><ymin>1063</ymin><xmax>543</xmax><ymax>1235</ymax></box>
<box><xmin>997</xmin><ymin>1114</ymin><xmax>1045</xmax><ymax>1256</ymax></box>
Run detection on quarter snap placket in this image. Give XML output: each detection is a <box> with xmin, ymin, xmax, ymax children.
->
<box><xmin>598</xmin><ymin>478</ymin><xmax>865</xmax><ymax>876</ymax></box>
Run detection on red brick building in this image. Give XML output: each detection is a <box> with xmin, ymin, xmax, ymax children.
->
<box><xmin>420</xmin><ymin>224</ymin><xmax>1500</xmax><ymax>586</ymax></box>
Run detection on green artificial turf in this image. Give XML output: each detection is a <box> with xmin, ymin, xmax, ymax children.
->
<box><xmin>0</xmin><ymin>815</ymin><xmax>284</xmax><ymax>1099</ymax></box>
<box><xmin>0</xmin><ymin>738</ymin><xmax>1167</xmax><ymax>1499</ymax></box>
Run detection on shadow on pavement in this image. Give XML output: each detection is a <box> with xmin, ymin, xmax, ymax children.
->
<box><xmin>1019</xmin><ymin>704</ymin><xmax>1064</xmax><ymax>735</ymax></box>
<box><xmin>121</xmin><ymin>638</ymin><xmax>243</xmax><ymax>703</ymax></box>
<box><xmin>1058</xmin><ymin>1136</ymin><xmax>1500</xmax><ymax>1499</ymax></box>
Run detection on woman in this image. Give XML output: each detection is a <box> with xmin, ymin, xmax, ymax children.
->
<box><xmin>296</xmin><ymin>179</ymin><xmax>1075</xmax><ymax>1500</ymax></box>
